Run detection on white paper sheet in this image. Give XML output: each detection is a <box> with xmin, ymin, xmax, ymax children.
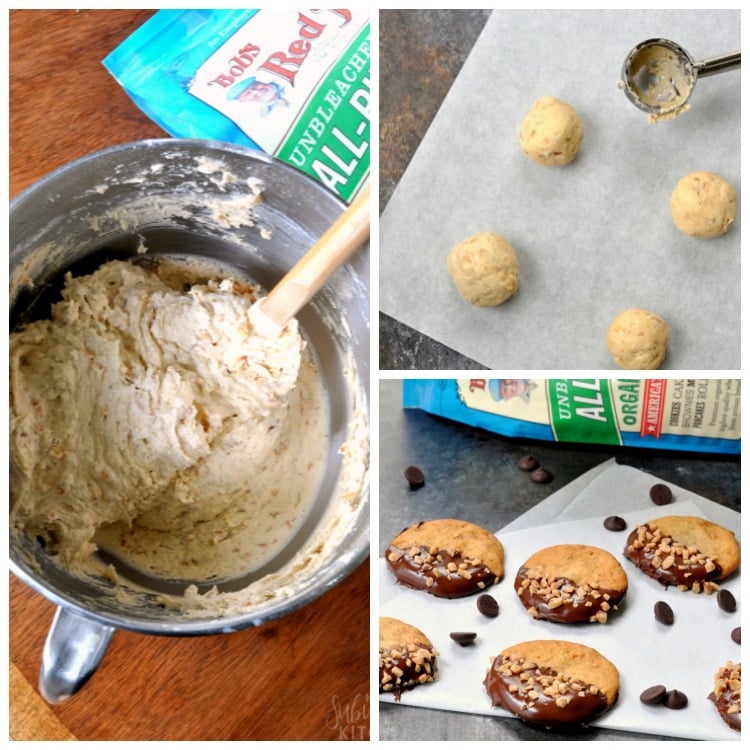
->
<box><xmin>380</xmin><ymin>10</ymin><xmax>740</xmax><ymax>368</ymax></box>
<box><xmin>379</xmin><ymin>465</ymin><xmax>741</xmax><ymax>740</ymax></box>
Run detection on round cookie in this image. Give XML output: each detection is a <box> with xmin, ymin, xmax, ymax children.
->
<box><xmin>606</xmin><ymin>308</ymin><xmax>670</xmax><ymax>370</ymax></box>
<box><xmin>379</xmin><ymin>616</ymin><xmax>439</xmax><ymax>696</ymax></box>
<box><xmin>447</xmin><ymin>232</ymin><xmax>519</xmax><ymax>307</ymax></box>
<box><xmin>385</xmin><ymin>518</ymin><xmax>505</xmax><ymax>598</ymax></box>
<box><xmin>484</xmin><ymin>639</ymin><xmax>619</xmax><ymax>729</ymax></box>
<box><xmin>515</xmin><ymin>544</ymin><xmax>628</xmax><ymax>624</ymax></box>
<box><xmin>671</xmin><ymin>171</ymin><xmax>737</xmax><ymax>238</ymax></box>
<box><xmin>708</xmin><ymin>661</ymin><xmax>741</xmax><ymax>731</ymax></box>
<box><xmin>624</xmin><ymin>515</ymin><xmax>740</xmax><ymax>593</ymax></box>
<box><xmin>519</xmin><ymin>96</ymin><xmax>584</xmax><ymax>167</ymax></box>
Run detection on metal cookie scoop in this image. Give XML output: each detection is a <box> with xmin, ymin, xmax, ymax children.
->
<box><xmin>620</xmin><ymin>38</ymin><xmax>740</xmax><ymax>120</ymax></box>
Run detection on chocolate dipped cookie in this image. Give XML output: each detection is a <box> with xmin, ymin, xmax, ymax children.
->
<box><xmin>515</xmin><ymin>544</ymin><xmax>627</xmax><ymax>624</ymax></box>
<box><xmin>624</xmin><ymin>515</ymin><xmax>740</xmax><ymax>593</ymax></box>
<box><xmin>708</xmin><ymin>661</ymin><xmax>741</xmax><ymax>731</ymax></box>
<box><xmin>379</xmin><ymin>616</ymin><xmax>438</xmax><ymax>697</ymax></box>
<box><xmin>484</xmin><ymin>639</ymin><xmax>619</xmax><ymax>730</ymax></box>
<box><xmin>385</xmin><ymin>518</ymin><xmax>504</xmax><ymax>598</ymax></box>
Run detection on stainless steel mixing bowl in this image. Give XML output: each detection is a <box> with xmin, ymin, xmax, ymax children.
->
<box><xmin>9</xmin><ymin>139</ymin><xmax>370</xmax><ymax>703</ymax></box>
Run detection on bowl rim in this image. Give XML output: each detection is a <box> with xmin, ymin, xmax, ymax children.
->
<box><xmin>10</xmin><ymin>136</ymin><xmax>345</xmax><ymax>212</ymax></box>
<box><xmin>9</xmin><ymin>136</ymin><xmax>370</xmax><ymax>635</ymax></box>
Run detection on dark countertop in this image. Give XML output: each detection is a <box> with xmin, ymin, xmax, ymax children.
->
<box><xmin>378</xmin><ymin>378</ymin><xmax>740</xmax><ymax>740</ymax></box>
<box><xmin>379</xmin><ymin>10</ymin><xmax>491</xmax><ymax>370</ymax></box>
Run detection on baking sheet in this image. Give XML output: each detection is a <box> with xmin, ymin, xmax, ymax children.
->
<box><xmin>379</xmin><ymin>10</ymin><xmax>740</xmax><ymax>369</ymax></box>
<box><xmin>379</xmin><ymin>465</ymin><xmax>741</xmax><ymax>740</ymax></box>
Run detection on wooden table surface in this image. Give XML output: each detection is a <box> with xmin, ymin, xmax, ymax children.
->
<box><xmin>9</xmin><ymin>10</ymin><xmax>370</xmax><ymax>741</ymax></box>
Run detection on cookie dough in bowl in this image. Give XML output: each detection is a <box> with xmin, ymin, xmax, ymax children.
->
<box><xmin>670</xmin><ymin>171</ymin><xmax>737</xmax><ymax>238</ymax></box>
<box><xmin>9</xmin><ymin>139</ymin><xmax>370</xmax><ymax>702</ymax></box>
<box><xmin>606</xmin><ymin>308</ymin><xmax>670</xmax><ymax>370</ymax></box>
<box><xmin>11</xmin><ymin>259</ymin><xmax>327</xmax><ymax>583</ymax></box>
<box><xmin>519</xmin><ymin>96</ymin><xmax>584</xmax><ymax>167</ymax></box>
<box><xmin>447</xmin><ymin>232</ymin><xmax>519</xmax><ymax>307</ymax></box>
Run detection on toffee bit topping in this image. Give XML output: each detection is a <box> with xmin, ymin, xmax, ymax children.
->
<box><xmin>388</xmin><ymin>543</ymin><xmax>498</xmax><ymax>591</ymax></box>
<box><xmin>379</xmin><ymin>641</ymin><xmax>438</xmax><ymax>693</ymax></box>
<box><xmin>495</xmin><ymin>653</ymin><xmax>602</xmax><ymax>708</ymax></box>
<box><xmin>517</xmin><ymin>568</ymin><xmax>617</xmax><ymax>623</ymax></box>
<box><xmin>712</xmin><ymin>661</ymin><xmax>741</xmax><ymax>704</ymax></box>
<box><xmin>627</xmin><ymin>522</ymin><xmax>720</xmax><ymax>593</ymax></box>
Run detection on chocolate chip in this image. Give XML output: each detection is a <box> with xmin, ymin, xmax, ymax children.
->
<box><xmin>530</xmin><ymin>467</ymin><xmax>553</xmax><ymax>484</ymax></box>
<box><xmin>717</xmin><ymin>589</ymin><xmax>737</xmax><ymax>613</ymax></box>
<box><xmin>517</xmin><ymin>454</ymin><xmax>539</xmax><ymax>472</ymax></box>
<box><xmin>449</xmin><ymin>631</ymin><xmax>477</xmax><ymax>646</ymax></box>
<box><xmin>649</xmin><ymin>483</ymin><xmax>672</xmax><ymax>505</ymax></box>
<box><xmin>731</xmin><ymin>626</ymin><xmax>741</xmax><ymax>644</ymax></box>
<box><xmin>654</xmin><ymin>600</ymin><xmax>675</xmax><ymax>625</ymax></box>
<box><xmin>640</xmin><ymin>684</ymin><xmax>667</xmax><ymax>705</ymax></box>
<box><xmin>477</xmin><ymin>593</ymin><xmax>499</xmax><ymax>618</ymax></box>
<box><xmin>404</xmin><ymin>465</ymin><xmax>425</xmax><ymax>489</ymax></box>
<box><xmin>664</xmin><ymin>689</ymin><xmax>688</xmax><ymax>709</ymax></box>
<box><xmin>603</xmin><ymin>515</ymin><xmax>627</xmax><ymax>532</ymax></box>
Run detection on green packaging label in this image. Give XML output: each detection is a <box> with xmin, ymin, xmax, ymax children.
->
<box><xmin>276</xmin><ymin>25</ymin><xmax>370</xmax><ymax>202</ymax></box>
<box><xmin>185</xmin><ymin>10</ymin><xmax>369</xmax><ymax>203</ymax></box>
<box><xmin>546</xmin><ymin>379</ymin><xmax>621</xmax><ymax>445</ymax></box>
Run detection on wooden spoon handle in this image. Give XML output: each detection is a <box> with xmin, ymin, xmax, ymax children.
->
<box><xmin>252</xmin><ymin>183</ymin><xmax>370</xmax><ymax>335</ymax></box>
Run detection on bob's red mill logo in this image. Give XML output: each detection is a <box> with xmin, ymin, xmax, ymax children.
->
<box><xmin>207</xmin><ymin>10</ymin><xmax>353</xmax><ymax>89</ymax></box>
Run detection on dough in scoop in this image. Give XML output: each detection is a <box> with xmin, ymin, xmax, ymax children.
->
<box><xmin>447</xmin><ymin>232</ymin><xmax>519</xmax><ymax>307</ymax></box>
<box><xmin>670</xmin><ymin>171</ymin><xmax>737</xmax><ymax>238</ymax></box>
<box><xmin>519</xmin><ymin>96</ymin><xmax>583</xmax><ymax>167</ymax></box>
<box><xmin>606</xmin><ymin>308</ymin><xmax>670</xmax><ymax>370</ymax></box>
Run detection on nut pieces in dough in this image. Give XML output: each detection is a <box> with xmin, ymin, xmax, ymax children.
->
<box><xmin>671</xmin><ymin>171</ymin><xmax>737</xmax><ymax>239</ymax></box>
<box><xmin>10</xmin><ymin>259</ymin><xmax>328</xmax><ymax>585</ymax></box>
<box><xmin>447</xmin><ymin>232</ymin><xmax>519</xmax><ymax>307</ymax></box>
<box><xmin>519</xmin><ymin>96</ymin><xmax>584</xmax><ymax>167</ymax></box>
<box><xmin>606</xmin><ymin>308</ymin><xmax>671</xmax><ymax>370</ymax></box>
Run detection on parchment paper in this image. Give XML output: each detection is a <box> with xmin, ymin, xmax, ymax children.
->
<box><xmin>379</xmin><ymin>10</ymin><xmax>740</xmax><ymax>369</ymax></box>
<box><xmin>379</xmin><ymin>464</ymin><xmax>741</xmax><ymax>740</ymax></box>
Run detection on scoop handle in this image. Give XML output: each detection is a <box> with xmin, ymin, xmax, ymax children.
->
<box><xmin>256</xmin><ymin>183</ymin><xmax>370</xmax><ymax>333</ymax></box>
<box><xmin>695</xmin><ymin>51</ymin><xmax>741</xmax><ymax>78</ymax></box>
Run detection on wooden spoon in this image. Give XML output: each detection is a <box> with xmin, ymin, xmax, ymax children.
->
<box><xmin>249</xmin><ymin>183</ymin><xmax>370</xmax><ymax>337</ymax></box>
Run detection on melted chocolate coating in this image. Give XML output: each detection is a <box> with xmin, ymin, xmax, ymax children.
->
<box><xmin>624</xmin><ymin>527</ymin><xmax>722</xmax><ymax>589</ymax></box>
<box><xmin>708</xmin><ymin>665</ymin><xmax>741</xmax><ymax>731</ymax></box>
<box><xmin>379</xmin><ymin>644</ymin><xmax>437</xmax><ymax>697</ymax></box>
<box><xmin>514</xmin><ymin>568</ymin><xmax>625</xmax><ymax>623</ymax></box>
<box><xmin>385</xmin><ymin>544</ymin><xmax>498</xmax><ymax>598</ymax></box>
<box><xmin>709</xmin><ymin>688</ymin><xmax>741</xmax><ymax>731</ymax></box>
<box><xmin>484</xmin><ymin>656</ymin><xmax>611</xmax><ymax>729</ymax></box>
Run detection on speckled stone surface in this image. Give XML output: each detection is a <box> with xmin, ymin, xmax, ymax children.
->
<box><xmin>379</xmin><ymin>10</ymin><xmax>491</xmax><ymax>370</ymax></box>
<box><xmin>378</xmin><ymin>379</ymin><xmax>740</xmax><ymax>741</ymax></box>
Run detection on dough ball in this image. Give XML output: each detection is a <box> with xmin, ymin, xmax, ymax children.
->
<box><xmin>447</xmin><ymin>232</ymin><xmax>519</xmax><ymax>307</ymax></box>
<box><xmin>519</xmin><ymin>96</ymin><xmax>583</xmax><ymax>167</ymax></box>
<box><xmin>606</xmin><ymin>308</ymin><xmax>670</xmax><ymax>370</ymax></box>
<box><xmin>671</xmin><ymin>171</ymin><xmax>737</xmax><ymax>238</ymax></box>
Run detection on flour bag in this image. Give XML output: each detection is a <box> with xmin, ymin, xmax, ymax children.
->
<box><xmin>104</xmin><ymin>9</ymin><xmax>370</xmax><ymax>203</ymax></box>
